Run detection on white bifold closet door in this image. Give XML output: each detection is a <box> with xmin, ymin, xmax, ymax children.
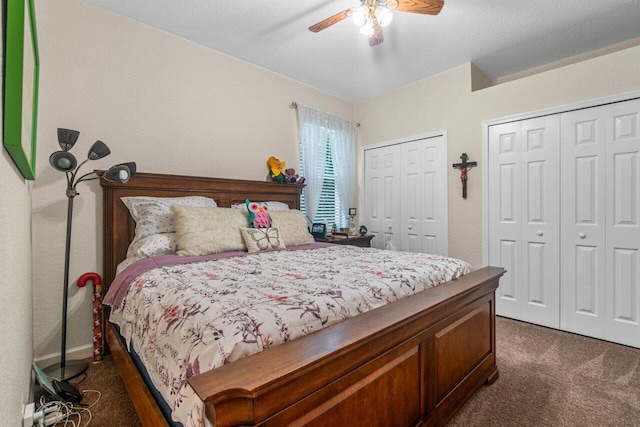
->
<box><xmin>561</xmin><ymin>100</ymin><xmax>640</xmax><ymax>348</ymax></box>
<box><xmin>399</xmin><ymin>137</ymin><xmax>447</xmax><ymax>255</ymax></box>
<box><xmin>488</xmin><ymin>116</ymin><xmax>560</xmax><ymax>328</ymax></box>
<box><xmin>364</xmin><ymin>144</ymin><xmax>401</xmax><ymax>250</ymax></box>
<box><xmin>363</xmin><ymin>136</ymin><xmax>447</xmax><ymax>255</ymax></box>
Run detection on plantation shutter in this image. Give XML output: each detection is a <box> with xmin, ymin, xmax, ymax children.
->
<box><xmin>300</xmin><ymin>137</ymin><xmax>343</xmax><ymax>226</ymax></box>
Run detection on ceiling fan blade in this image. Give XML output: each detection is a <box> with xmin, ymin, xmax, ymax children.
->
<box><xmin>369</xmin><ymin>16</ymin><xmax>384</xmax><ymax>46</ymax></box>
<box><xmin>309</xmin><ymin>9</ymin><xmax>353</xmax><ymax>33</ymax></box>
<box><xmin>392</xmin><ymin>0</ymin><xmax>444</xmax><ymax>15</ymax></box>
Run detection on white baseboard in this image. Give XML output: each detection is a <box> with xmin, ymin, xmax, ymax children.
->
<box><xmin>34</xmin><ymin>344</ymin><xmax>94</xmax><ymax>368</ymax></box>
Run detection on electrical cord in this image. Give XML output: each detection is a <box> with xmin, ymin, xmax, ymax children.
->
<box><xmin>70</xmin><ymin>373</ymin><xmax>87</xmax><ymax>387</ymax></box>
<box><xmin>34</xmin><ymin>390</ymin><xmax>101</xmax><ymax>426</ymax></box>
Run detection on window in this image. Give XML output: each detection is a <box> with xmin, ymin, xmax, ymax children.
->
<box><xmin>296</xmin><ymin>104</ymin><xmax>356</xmax><ymax>229</ymax></box>
<box><xmin>299</xmin><ymin>135</ymin><xmax>344</xmax><ymax>226</ymax></box>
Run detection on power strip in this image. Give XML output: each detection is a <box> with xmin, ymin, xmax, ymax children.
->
<box><xmin>42</xmin><ymin>411</ymin><xmax>67</xmax><ymax>426</ymax></box>
<box><xmin>23</xmin><ymin>403</ymin><xmax>35</xmax><ymax>427</ymax></box>
<box><xmin>28</xmin><ymin>405</ymin><xmax>67</xmax><ymax>427</ymax></box>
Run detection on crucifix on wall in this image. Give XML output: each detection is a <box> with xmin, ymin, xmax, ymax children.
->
<box><xmin>452</xmin><ymin>153</ymin><xmax>477</xmax><ymax>199</ymax></box>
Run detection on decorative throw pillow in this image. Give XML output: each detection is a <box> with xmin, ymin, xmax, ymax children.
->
<box><xmin>171</xmin><ymin>206</ymin><xmax>248</xmax><ymax>256</ymax></box>
<box><xmin>231</xmin><ymin>201</ymin><xmax>290</xmax><ymax>211</ymax></box>
<box><xmin>246</xmin><ymin>200</ymin><xmax>272</xmax><ymax>229</ymax></box>
<box><xmin>121</xmin><ymin>196</ymin><xmax>217</xmax><ymax>242</ymax></box>
<box><xmin>126</xmin><ymin>233</ymin><xmax>177</xmax><ymax>259</ymax></box>
<box><xmin>269</xmin><ymin>210</ymin><xmax>315</xmax><ymax>247</ymax></box>
<box><xmin>240</xmin><ymin>227</ymin><xmax>286</xmax><ymax>253</ymax></box>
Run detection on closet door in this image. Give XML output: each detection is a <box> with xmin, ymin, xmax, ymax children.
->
<box><xmin>489</xmin><ymin>116</ymin><xmax>560</xmax><ymax>327</ymax></box>
<box><xmin>520</xmin><ymin>117</ymin><xmax>560</xmax><ymax>327</ymax></box>
<box><xmin>364</xmin><ymin>145</ymin><xmax>400</xmax><ymax>250</ymax></box>
<box><xmin>560</xmin><ymin>108</ymin><xmax>607</xmax><ymax>338</ymax></box>
<box><xmin>400</xmin><ymin>136</ymin><xmax>447</xmax><ymax>255</ymax></box>
<box><xmin>489</xmin><ymin>122</ymin><xmax>523</xmax><ymax>320</ymax></box>
<box><xmin>604</xmin><ymin>100</ymin><xmax>640</xmax><ymax>348</ymax></box>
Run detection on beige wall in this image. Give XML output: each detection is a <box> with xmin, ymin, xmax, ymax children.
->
<box><xmin>32</xmin><ymin>0</ymin><xmax>353</xmax><ymax>359</ymax></box>
<box><xmin>0</xmin><ymin>4</ymin><xmax>34</xmax><ymax>423</ymax></box>
<box><xmin>355</xmin><ymin>45</ymin><xmax>640</xmax><ymax>268</ymax></box>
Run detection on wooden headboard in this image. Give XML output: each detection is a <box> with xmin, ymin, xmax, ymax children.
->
<box><xmin>100</xmin><ymin>171</ymin><xmax>304</xmax><ymax>290</ymax></box>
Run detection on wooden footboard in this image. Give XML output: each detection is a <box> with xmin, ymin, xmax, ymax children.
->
<box><xmin>188</xmin><ymin>267</ymin><xmax>504</xmax><ymax>427</ymax></box>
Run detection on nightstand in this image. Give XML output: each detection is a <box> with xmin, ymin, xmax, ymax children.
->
<box><xmin>316</xmin><ymin>234</ymin><xmax>374</xmax><ymax>248</ymax></box>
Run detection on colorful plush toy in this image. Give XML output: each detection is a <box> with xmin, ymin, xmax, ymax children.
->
<box><xmin>246</xmin><ymin>200</ymin><xmax>272</xmax><ymax>228</ymax></box>
<box><xmin>267</xmin><ymin>156</ymin><xmax>287</xmax><ymax>183</ymax></box>
<box><xmin>285</xmin><ymin>168</ymin><xmax>305</xmax><ymax>184</ymax></box>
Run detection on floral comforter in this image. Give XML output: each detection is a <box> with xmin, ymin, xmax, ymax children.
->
<box><xmin>107</xmin><ymin>245</ymin><xmax>472</xmax><ymax>427</ymax></box>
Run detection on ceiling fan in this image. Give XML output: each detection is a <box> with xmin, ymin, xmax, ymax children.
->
<box><xmin>309</xmin><ymin>0</ymin><xmax>444</xmax><ymax>46</ymax></box>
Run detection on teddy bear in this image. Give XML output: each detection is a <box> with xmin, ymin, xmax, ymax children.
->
<box><xmin>285</xmin><ymin>168</ymin><xmax>305</xmax><ymax>184</ymax></box>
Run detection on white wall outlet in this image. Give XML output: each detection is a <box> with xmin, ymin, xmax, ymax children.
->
<box><xmin>23</xmin><ymin>402</ymin><xmax>35</xmax><ymax>427</ymax></box>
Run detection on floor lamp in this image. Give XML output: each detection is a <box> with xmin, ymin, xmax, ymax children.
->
<box><xmin>43</xmin><ymin>128</ymin><xmax>136</xmax><ymax>381</ymax></box>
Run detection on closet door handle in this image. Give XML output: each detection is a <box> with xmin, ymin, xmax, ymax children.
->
<box><xmin>578</xmin><ymin>232</ymin><xmax>586</xmax><ymax>239</ymax></box>
<box><xmin>537</xmin><ymin>230</ymin><xmax>544</xmax><ymax>236</ymax></box>
<box><xmin>408</xmin><ymin>225</ymin><xmax>413</xmax><ymax>230</ymax></box>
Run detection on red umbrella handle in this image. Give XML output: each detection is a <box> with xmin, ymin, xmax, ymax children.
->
<box><xmin>77</xmin><ymin>272</ymin><xmax>103</xmax><ymax>362</ymax></box>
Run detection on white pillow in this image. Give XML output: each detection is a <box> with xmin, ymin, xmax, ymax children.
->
<box><xmin>172</xmin><ymin>206</ymin><xmax>248</xmax><ymax>256</ymax></box>
<box><xmin>231</xmin><ymin>201</ymin><xmax>290</xmax><ymax>211</ymax></box>
<box><xmin>269</xmin><ymin>210</ymin><xmax>315</xmax><ymax>247</ymax></box>
<box><xmin>126</xmin><ymin>233</ymin><xmax>177</xmax><ymax>258</ymax></box>
<box><xmin>122</xmin><ymin>196</ymin><xmax>217</xmax><ymax>242</ymax></box>
<box><xmin>240</xmin><ymin>227</ymin><xmax>286</xmax><ymax>253</ymax></box>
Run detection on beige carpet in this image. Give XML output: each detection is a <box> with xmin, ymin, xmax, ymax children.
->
<box><xmin>448</xmin><ymin>318</ymin><xmax>640</xmax><ymax>427</ymax></box>
<box><xmin>79</xmin><ymin>318</ymin><xmax>640</xmax><ymax>426</ymax></box>
<box><xmin>73</xmin><ymin>356</ymin><xmax>140</xmax><ymax>426</ymax></box>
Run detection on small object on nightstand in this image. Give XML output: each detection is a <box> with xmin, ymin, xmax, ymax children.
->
<box><xmin>311</xmin><ymin>223</ymin><xmax>327</xmax><ymax>239</ymax></box>
<box><xmin>348</xmin><ymin>208</ymin><xmax>357</xmax><ymax>234</ymax></box>
<box><xmin>359</xmin><ymin>225</ymin><xmax>368</xmax><ymax>236</ymax></box>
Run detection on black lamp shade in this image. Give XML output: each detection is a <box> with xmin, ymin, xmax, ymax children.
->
<box><xmin>87</xmin><ymin>141</ymin><xmax>110</xmax><ymax>160</ymax></box>
<box><xmin>103</xmin><ymin>162</ymin><xmax>136</xmax><ymax>183</ymax></box>
<box><xmin>49</xmin><ymin>151</ymin><xmax>78</xmax><ymax>172</ymax></box>
<box><xmin>57</xmin><ymin>128</ymin><xmax>79</xmax><ymax>151</ymax></box>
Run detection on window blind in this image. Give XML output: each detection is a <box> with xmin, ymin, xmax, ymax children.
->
<box><xmin>299</xmin><ymin>136</ymin><xmax>344</xmax><ymax>227</ymax></box>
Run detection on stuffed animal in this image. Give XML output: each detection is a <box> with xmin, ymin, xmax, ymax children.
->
<box><xmin>285</xmin><ymin>168</ymin><xmax>305</xmax><ymax>184</ymax></box>
<box><xmin>246</xmin><ymin>200</ymin><xmax>272</xmax><ymax>228</ymax></box>
<box><xmin>267</xmin><ymin>156</ymin><xmax>287</xmax><ymax>183</ymax></box>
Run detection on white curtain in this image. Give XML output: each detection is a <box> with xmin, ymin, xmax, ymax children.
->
<box><xmin>297</xmin><ymin>105</ymin><xmax>328</xmax><ymax>221</ymax></box>
<box><xmin>328</xmin><ymin>117</ymin><xmax>357</xmax><ymax>224</ymax></box>
<box><xmin>297</xmin><ymin>104</ymin><xmax>357</xmax><ymax>223</ymax></box>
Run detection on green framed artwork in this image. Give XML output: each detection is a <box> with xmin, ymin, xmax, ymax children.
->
<box><xmin>3</xmin><ymin>0</ymin><xmax>40</xmax><ymax>180</ymax></box>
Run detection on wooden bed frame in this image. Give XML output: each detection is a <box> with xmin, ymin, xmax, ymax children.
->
<box><xmin>100</xmin><ymin>171</ymin><xmax>505</xmax><ymax>427</ymax></box>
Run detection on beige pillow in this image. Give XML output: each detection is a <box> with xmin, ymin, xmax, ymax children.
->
<box><xmin>270</xmin><ymin>210</ymin><xmax>315</xmax><ymax>247</ymax></box>
<box><xmin>172</xmin><ymin>206</ymin><xmax>248</xmax><ymax>256</ymax></box>
<box><xmin>240</xmin><ymin>227</ymin><xmax>286</xmax><ymax>253</ymax></box>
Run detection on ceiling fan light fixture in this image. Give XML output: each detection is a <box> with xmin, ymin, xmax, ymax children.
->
<box><xmin>359</xmin><ymin>21</ymin><xmax>375</xmax><ymax>35</ymax></box>
<box><xmin>352</xmin><ymin>7</ymin><xmax>367</xmax><ymax>26</ymax></box>
<box><xmin>376</xmin><ymin>8</ymin><xmax>393</xmax><ymax>27</ymax></box>
<box><xmin>385</xmin><ymin>0</ymin><xmax>399</xmax><ymax>11</ymax></box>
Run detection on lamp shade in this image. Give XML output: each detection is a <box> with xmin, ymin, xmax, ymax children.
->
<box><xmin>87</xmin><ymin>141</ymin><xmax>110</xmax><ymax>160</ymax></box>
<box><xmin>57</xmin><ymin>129</ymin><xmax>79</xmax><ymax>151</ymax></box>
<box><xmin>49</xmin><ymin>151</ymin><xmax>78</xmax><ymax>172</ymax></box>
<box><xmin>103</xmin><ymin>162</ymin><xmax>136</xmax><ymax>183</ymax></box>
<box><xmin>118</xmin><ymin>161</ymin><xmax>137</xmax><ymax>177</ymax></box>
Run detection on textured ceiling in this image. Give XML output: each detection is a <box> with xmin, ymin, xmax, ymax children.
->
<box><xmin>80</xmin><ymin>0</ymin><xmax>640</xmax><ymax>102</ymax></box>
